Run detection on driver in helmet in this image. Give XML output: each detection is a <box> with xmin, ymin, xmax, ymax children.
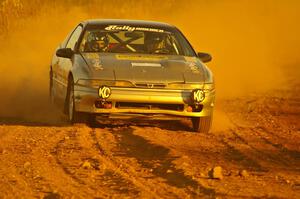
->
<box><xmin>145</xmin><ymin>33</ymin><xmax>168</xmax><ymax>54</ymax></box>
<box><xmin>85</xmin><ymin>31</ymin><xmax>109</xmax><ymax>52</ymax></box>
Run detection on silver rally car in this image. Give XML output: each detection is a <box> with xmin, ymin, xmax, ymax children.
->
<box><xmin>50</xmin><ymin>19</ymin><xmax>215</xmax><ymax>133</ymax></box>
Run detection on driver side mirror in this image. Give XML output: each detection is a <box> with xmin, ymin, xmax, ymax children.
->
<box><xmin>197</xmin><ymin>52</ymin><xmax>212</xmax><ymax>63</ymax></box>
<box><xmin>56</xmin><ymin>48</ymin><xmax>74</xmax><ymax>59</ymax></box>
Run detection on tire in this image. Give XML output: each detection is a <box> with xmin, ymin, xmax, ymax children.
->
<box><xmin>87</xmin><ymin>114</ymin><xmax>98</xmax><ymax>128</ymax></box>
<box><xmin>66</xmin><ymin>77</ymin><xmax>78</xmax><ymax>124</ymax></box>
<box><xmin>192</xmin><ymin>116</ymin><xmax>212</xmax><ymax>133</ymax></box>
<box><xmin>66</xmin><ymin>77</ymin><xmax>91</xmax><ymax>124</ymax></box>
<box><xmin>49</xmin><ymin>71</ymin><xmax>55</xmax><ymax>104</ymax></box>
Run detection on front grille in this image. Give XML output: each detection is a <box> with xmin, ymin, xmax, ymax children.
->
<box><xmin>135</xmin><ymin>83</ymin><xmax>166</xmax><ymax>89</ymax></box>
<box><xmin>116</xmin><ymin>102</ymin><xmax>184</xmax><ymax>111</ymax></box>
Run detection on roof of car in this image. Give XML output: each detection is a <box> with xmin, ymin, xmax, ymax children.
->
<box><xmin>82</xmin><ymin>19</ymin><xmax>175</xmax><ymax>29</ymax></box>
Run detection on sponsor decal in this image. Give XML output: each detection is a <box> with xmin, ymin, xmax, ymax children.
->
<box><xmin>105</xmin><ymin>25</ymin><xmax>164</xmax><ymax>33</ymax></box>
<box><xmin>184</xmin><ymin>56</ymin><xmax>197</xmax><ymax>62</ymax></box>
<box><xmin>188</xmin><ymin>62</ymin><xmax>200</xmax><ymax>74</ymax></box>
<box><xmin>193</xmin><ymin>89</ymin><xmax>205</xmax><ymax>103</ymax></box>
<box><xmin>84</xmin><ymin>54</ymin><xmax>103</xmax><ymax>70</ymax></box>
<box><xmin>85</xmin><ymin>53</ymin><xmax>100</xmax><ymax>59</ymax></box>
<box><xmin>98</xmin><ymin>86</ymin><xmax>111</xmax><ymax>99</ymax></box>
<box><xmin>91</xmin><ymin>59</ymin><xmax>103</xmax><ymax>70</ymax></box>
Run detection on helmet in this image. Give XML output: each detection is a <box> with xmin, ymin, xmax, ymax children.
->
<box><xmin>145</xmin><ymin>32</ymin><xmax>165</xmax><ymax>45</ymax></box>
<box><xmin>145</xmin><ymin>32</ymin><xmax>167</xmax><ymax>53</ymax></box>
<box><xmin>94</xmin><ymin>32</ymin><xmax>109</xmax><ymax>51</ymax></box>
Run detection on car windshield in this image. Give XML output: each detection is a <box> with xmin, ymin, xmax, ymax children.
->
<box><xmin>79</xmin><ymin>25</ymin><xmax>196</xmax><ymax>56</ymax></box>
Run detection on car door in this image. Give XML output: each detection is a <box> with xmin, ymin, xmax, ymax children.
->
<box><xmin>56</xmin><ymin>25</ymin><xmax>83</xmax><ymax>101</ymax></box>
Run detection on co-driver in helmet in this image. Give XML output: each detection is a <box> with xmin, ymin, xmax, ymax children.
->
<box><xmin>145</xmin><ymin>32</ymin><xmax>169</xmax><ymax>54</ymax></box>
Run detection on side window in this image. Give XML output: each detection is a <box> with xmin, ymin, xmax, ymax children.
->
<box><xmin>61</xmin><ymin>29</ymin><xmax>74</xmax><ymax>48</ymax></box>
<box><xmin>66</xmin><ymin>25</ymin><xmax>83</xmax><ymax>50</ymax></box>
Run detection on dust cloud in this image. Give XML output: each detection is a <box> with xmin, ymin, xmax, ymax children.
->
<box><xmin>0</xmin><ymin>0</ymin><xmax>299</xmax><ymax>125</ymax></box>
<box><xmin>172</xmin><ymin>0</ymin><xmax>300</xmax><ymax>97</ymax></box>
<box><xmin>0</xmin><ymin>3</ymin><xmax>88</xmax><ymax>122</ymax></box>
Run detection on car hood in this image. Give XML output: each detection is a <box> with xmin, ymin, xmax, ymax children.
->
<box><xmin>81</xmin><ymin>53</ymin><xmax>207</xmax><ymax>84</ymax></box>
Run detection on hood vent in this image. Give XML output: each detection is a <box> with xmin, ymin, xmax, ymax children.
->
<box><xmin>131</xmin><ymin>62</ymin><xmax>162</xmax><ymax>67</ymax></box>
<box><xmin>135</xmin><ymin>83</ymin><xmax>166</xmax><ymax>89</ymax></box>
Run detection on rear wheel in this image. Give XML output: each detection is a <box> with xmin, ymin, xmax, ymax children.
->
<box><xmin>192</xmin><ymin>116</ymin><xmax>212</xmax><ymax>133</ymax></box>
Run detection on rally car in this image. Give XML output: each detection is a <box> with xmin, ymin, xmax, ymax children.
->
<box><xmin>50</xmin><ymin>19</ymin><xmax>215</xmax><ymax>133</ymax></box>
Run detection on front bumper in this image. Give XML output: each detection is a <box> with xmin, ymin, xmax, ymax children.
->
<box><xmin>74</xmin><ymin>86</ymin><xmax>215</xmax><ymax>118</ymax></box>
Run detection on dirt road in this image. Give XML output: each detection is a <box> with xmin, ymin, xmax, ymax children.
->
<box><xmin>0</xmin><ymin>83</ymin><xmax>299</xmax><ymax>198</ymax></box>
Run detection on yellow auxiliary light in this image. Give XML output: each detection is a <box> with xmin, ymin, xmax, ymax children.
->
<box><xmin>192</xmin><ymin>89</ymin><xmax>205</xmax><ymax>103</ymax></box>
<box><xmin>98</xmin><ymin>86</ymin><xmax>111</xmax><ymax>99</ymax></box>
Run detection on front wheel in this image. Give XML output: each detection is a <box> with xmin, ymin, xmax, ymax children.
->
<box><xmin>49</xmin><ymin>71</ymin><xmax>55</xmax><ymax>104</ymax></box>
<box><xmin>66</xmin><ymin>78</ymin><xmax>79</xmax><ymax>124</ymax></box>
<box><xmin>192</xmin><ymin>116</ymin><xmax>212</xmax><ymax>133</ymax></box>
<box><xmin>66</xmin><ymin>78</ymin><xmax>92</xmax><ymax>124</ymax></box>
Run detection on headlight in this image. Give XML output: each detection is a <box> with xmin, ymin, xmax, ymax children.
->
<box><xmin>192</xmin><ymin>89</ymin><xmax>205</xmax><ymax>103</ymax></box>
<box><xmin>98</xmin><ymin>85</ymin><xmax>111</xmax><ymax>99</ymax></box>
<box><xmin>77</xmin><ymin>79</ymin><xmax>134</xmax><ymax>88</ymax></box>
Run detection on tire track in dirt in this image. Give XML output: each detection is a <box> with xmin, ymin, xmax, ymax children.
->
<box><xmin>52</xmin><ymin>130</ymin><xmax>86</xmax><ymax>186</ymax></box>
<box><xmin>220</xmin><ymin>137</ymin><xmax>265</xmax><ymax>172</ymax></box>
<box><xmin>231</xmin><ymin>128</ymin><xmax>290</xmax><ymax>168</ymax></box>
<box><xmin>52</xmin><ymin>127</ymin><xmax>140</xmax><ymax>198</ymax></box>
<box><xmin>225</xmin><ymin>122</ymin><xmax>300</xmax><ymax>172</ymax></box>
<box><xmin>89</xmin><ymin>123</ymin><xmax>217</xmax><ymax>198</ymax></box>
<box><xmin>89</xmin><ymin>127</ymin><xmax>166</xmax><ymax>199</ymax></box>
<box><xmin>252</xmin><ymin>127</ymin><xmax>300</xmax><ymax>170</ymax></box>
<box><xmin>220</xmin><ymin>102</ymin><xmax>299</xmax><ymax>172</ymax></box>
<box><xmin>255</xmin><ymin>126</ymin><xmax>300</xmax><ymax>161</ymax></box>
<box><xmin>215</xmin><ymin>128</ymin><xmax>265</xmax><ymax>172</ymax></box>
